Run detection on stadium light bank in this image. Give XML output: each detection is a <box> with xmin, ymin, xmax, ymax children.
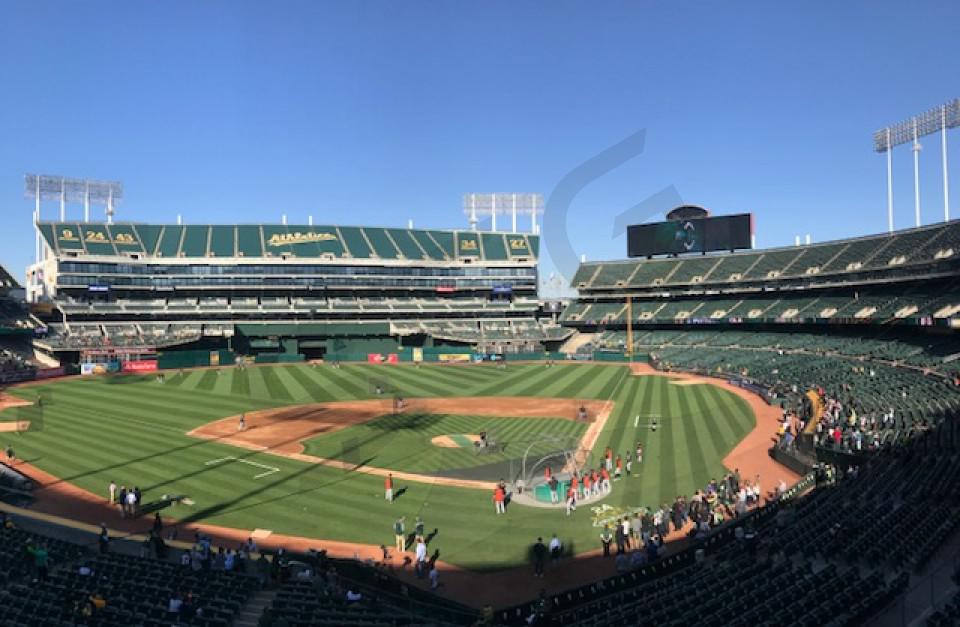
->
<box><xmin>874</xmin><ymin>98</ymin><xmax>959</xmax><ymax>232</ymax></box>
<box><xmin>24</xmin><ymin>174</ymin><xmax>123</xmax><ymax>266</ymax></box>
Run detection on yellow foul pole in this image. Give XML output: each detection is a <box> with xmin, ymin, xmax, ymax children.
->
<box><xmin>626</xmin><ymin>296</ymin><xmax>633</xmax><ymax>360</ymax></box>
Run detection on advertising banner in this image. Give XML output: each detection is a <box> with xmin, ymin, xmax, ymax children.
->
<box><xmin>367</xmin><ymin>353</ymin><xmax>384</xmax><ymax>363</ymax></box>
<box><xmin>386</xmin><ymin>353</ymin><xmax>399</xmax><ymax>364</ymax></box>
<box><xmin>122</xmin><ymin>360</ymin><xmax>158</xmax><ymax>373</ymax></box>
<box><xmin>438</xmin><ymin>353</ymin><xmax>471</xmax><ymax>363</ymax></box>
<box><xmin>411</xmin><ymin>347</ymin><xmax>423</xmax><ymax>363</ymax></box>
<box><xmin>34</xmin><ymin>367</ymin><xmax>65</xmax><ymax>380</ymax></box>
<box><xmin>81</xmin><ymin>362</ymin><xmax>121</xmax><ymax>375</ymax></box>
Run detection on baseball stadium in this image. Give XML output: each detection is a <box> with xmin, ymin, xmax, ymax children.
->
<box><xmin>2</xmin><ymin>7</ymin><xmax>960</xmax><ymax>624</ymax></box>
<box><xmin>2</xmin><ymin>181</ymin><xmax>960</xmax><ymax>626</ymax></box>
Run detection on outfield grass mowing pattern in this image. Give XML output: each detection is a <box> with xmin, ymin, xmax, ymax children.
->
<box><xmin>0</xmin><ymin>363</ymin><xmax>755</xmax><ymax>570</ymax></box>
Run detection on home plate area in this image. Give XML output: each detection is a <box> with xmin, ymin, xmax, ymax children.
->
<box><xmin>204</xmin><ymin>456</ymin><xmax>280</xmax><ymax>479</ymax></box>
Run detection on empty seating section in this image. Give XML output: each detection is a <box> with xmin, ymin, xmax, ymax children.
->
<box><xmin>743</xmin><ymin>248</ymin><xmax>802</xmax><ymax>279</ymax></box>
<box><xmin>363</xmin><ymin>228</ymin><xmax>400</xmax><ymax>259</ymax></box>
<box><xmin>567</xmin><ymin>221</ymin><xmax>960</xmax><ymax>294</ymax></box>
<box><xmin>40</xmin><ymin>222</ymin><xmax>537</xmax><ymax>262</ymax></box>
<box><xmin>236</xmin><ymin>225</ymin><xmax>264</xmax><ymax>257</ymax></box>
<box><xmin>180</xmin><ymin>226</ymin><xmax>208</xmax><ymax>257</ymax></box>
<box><xmin>208</xmin><ymin>226</ymin><xmax>234</xmax><ymax>257</ymax></box>
<box><xmin>428</xmin><ymin>231</ymin><xmax>455</xmax><ymax>258</ymax></box>
<box><xmin>480</xmin><ymin>233</ymin><xmax>508</xmax><ymax>260</ymax></box>
<box><xmin>709</xmin><ymin>252</ymin><xmax>760</xmax><ymax>281</ymax></box>
<box><xmin>790</xmin><ymin>241</ymin><xmax>847</xmax><ymax>274</ymax></box>
<box><xmin>591</xmin><ymin>263</ymin><xmax>636</xmax><ymax>287</ymax></box>
<box><xmin>409</xmin><ymin>230</ymin><xmax>447</xmax><ymax>260</ymax></box>
<box><xmin>337</xmin><ymin>227</ymin><xmax>371</xmax><ymax>258</ymax></box>
<box><xmin>156</xmin><ymin>226</ymin><xmax>184</xmax><ymax>258</ymax></box>
<box><xmin>387</xmin><ymin>228</ymin><xmax>426</xmax><ymax>259</ymax></box>
<box><xmin>135</xmin><ymin>224</ymin><xmax>164</xmax><ymax>256</ymax></box>
<box><xmin>666</xmin><ymin>256</ymin><xmax>722</xmax><ymax>284</ymax></box>
<box><xmin>876</xmin><ymin>227</ymin><xmax>946</xmax><ymax>266</ymax></box>
<box><xmin>625</xmin><ymin>259</ymin><xmax>677</xmax><ymax>286</ymax></box>
<box><xmin>572</xmin><ymin>264</ymin><xmax>598</xmax><ymax>287</ymax></box>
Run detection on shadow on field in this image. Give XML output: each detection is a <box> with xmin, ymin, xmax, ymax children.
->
<box><xmin>365</xmin><ymin>412</ymin><xmax>445</xmax><ymax>431</ymax></box>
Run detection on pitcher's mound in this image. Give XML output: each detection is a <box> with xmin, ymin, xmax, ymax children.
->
<box><xmin>431</xmin><ymin>434</ymin><xmax>480</xmax><ymax>448</ymax></box>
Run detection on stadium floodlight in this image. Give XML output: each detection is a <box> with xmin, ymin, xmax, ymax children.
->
<box><xmin>873</xmin><ymin>99</ymin><xmax>959</xmax><ymax>230</ymax></box>
<box><xmin>24</xmin><ymin>174</ymin><xmax>123</xmax><ymax>223</ymax></box>
<box><xmin>462</xmin><ymin>193</ymin><xmax>544</xmax><ymax>234</ymax></box>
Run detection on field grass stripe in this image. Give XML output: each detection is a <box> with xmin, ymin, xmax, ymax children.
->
<box><xmin>690</xmin><ymin>386</ymin><xmax>735</xmax><ymax>459</ymax></box>
<box><xmin>285</xmin><ymin>365</ymin><xmax>338</xmax><ymax>401</ymax></box>
<box><xmin>675</xmin><ymin>384</ymin><xmax>711</xmax><ymax>492</ymax></box>
<box><xmin>231</xmin><ymin>368</ymin><xmax>251</xmax><ymax>397</ymax></box>
<box><xmin>467</xmin><ymin>367</ymin><xmax>542</xmax><ymax>397</ymax></box>
<box><xmin>258</xmin><ymin>366</ymin><xmax>294</xmax><ymax>402</ymax></box>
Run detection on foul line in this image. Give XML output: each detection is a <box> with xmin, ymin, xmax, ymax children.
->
<box><xmin>204</xmin><ymin>456</ymin><xmax>280</xmax><ymax>479</ymax></box>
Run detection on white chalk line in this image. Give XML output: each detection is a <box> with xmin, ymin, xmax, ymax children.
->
<box><xmin>204</xmin><ymin>455</ymin><xmax>280</xmax><ymax>479</ymax></box>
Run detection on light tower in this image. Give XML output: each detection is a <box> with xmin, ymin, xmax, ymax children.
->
<box><xmin>874</xmin><ymin>98</ymin><xmax>959</xmax><ymax>230</ymax></box>
<box><xmin>25</xmin><ymin>174</ymin><xmax>123</xmax><ymax>263</ymax></box>
<box><xmin>462</xmin><ymin>193</ymin><xmax>544</xmax><ymax>233</ymax></box>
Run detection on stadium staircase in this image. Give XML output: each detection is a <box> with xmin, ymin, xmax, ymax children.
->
<box><xmin>233</xmin><ymin>588</ymin><xmax>278</xmax><ymax>627</ymax></box>
<box><xmin>559</xmin><ymin>330</ymin><xmax>595</xmax><ymax>355</ymax></box>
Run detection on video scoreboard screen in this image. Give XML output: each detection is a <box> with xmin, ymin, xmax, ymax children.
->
<box><xmin>627</xmin><ymin>213</ymin><xmax>752</xmax><ymax>257</ymax></box>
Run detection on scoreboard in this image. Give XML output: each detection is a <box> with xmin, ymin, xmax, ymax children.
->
<box><xmin>627</xmin><ymin>213</ymin><xmax>752</xmax><ymax>257</ymax></box>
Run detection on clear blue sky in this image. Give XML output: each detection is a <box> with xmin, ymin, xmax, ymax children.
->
<box><xmin>1</xmin><ymin>1</ymin><xmax>958</xmax><ymax>292</ymax></box>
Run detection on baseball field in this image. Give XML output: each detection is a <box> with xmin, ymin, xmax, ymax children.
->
<box><xmin>0</xmin><ymin>362</ymin><xmax>759</xmax><ymax>571</ymax></box>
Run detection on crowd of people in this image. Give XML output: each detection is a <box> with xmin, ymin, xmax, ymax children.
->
<box><xmin>106</xmin><ymin>480</ymin><xmax>143</xmax><ymax>518</ymax></box>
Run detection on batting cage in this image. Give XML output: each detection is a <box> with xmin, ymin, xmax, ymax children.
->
<box><xmin>515</xmin><ymin>435</ymin><xmax>591</xmax><ymax>504</ymax></box>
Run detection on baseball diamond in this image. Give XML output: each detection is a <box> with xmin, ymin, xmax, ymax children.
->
<box><xmin>0</xmin><ymin>362</ymin><xmax>785</xmax><ymax>574</ymax></box>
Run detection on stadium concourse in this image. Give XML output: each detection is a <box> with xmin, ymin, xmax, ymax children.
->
<box><xmin>0</xmin><ymin>216</ymin><xmax>958</xmax><ymax>625</ymax></box>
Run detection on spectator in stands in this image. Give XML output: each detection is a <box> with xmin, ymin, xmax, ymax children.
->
<box><xmin>27</xmin><ymin>542</ymin><xmax>49</xmax><ymax>582</ymax></box>
<box><xmin>167</xmin><ymin>593</ymin><xmax>183</xmax><ymax>616</ymax></box>
<box><xmin>429</xmin><ymin>562</ymin><xmax>440</xmax><ymax>589</ymax></box>
<box><xmin>98</xmin><ymin>523</ymin><xmax>109</xmax><ymax>554</ymax></box>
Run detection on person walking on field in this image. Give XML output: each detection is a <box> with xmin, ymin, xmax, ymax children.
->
<box><xmin>238</xmin><ymin>414</ymin><xmax>246</xmax><ymax>432</ymax></box>
<box><xmin>493</xmin><ymin>484</ymin><xmax>506</xmax><ymax>515</ymax></box>
<box><xmin>582</xmin><ymin>472</ymin><xmax>592</xmax><ymax>498</ymax></box>
<box><xmin>393</xmin><ymin>517</ymin><xmax>406</xmax><ymax>553</ymax></box>
<box><xmin>601</xmin><ymin>467</ymin><xmax>611</xmax><ymax>493</ymax></box>
<box><xmin>385</xmin><ymin>473</ymin><xmax>394</xmax><ymax>502</ymax></box>
<box><xmin>548</xmin><ymin>476</ymin><xmax>559</xmax><ymax>504</ymax></box>
<box><xmin>108</xmin><ymin>481</ymin><xmax>117</xmax><ymax>504</ymax></box>
<box><xmin>565</xmin><ymin>485</ymin><xmax>577</xmax><ymax>516</ymax></box>
<box><xmin>625</xmin><ymin>451</ymin><xmax>633</xmax><ymax>476</ymax></box>
<box><xmin>636</xmin><ymin>442</ymin><xmax>643</xmax><ymax>465</ymax></box>
<box><xmin>532</xmin><ymin>537</ymin><xmax>547</xmax><ymax>578</ymax></box>
<box><xmin>614</xmin><ymin>455</ymin><xmax>623</xmax><ymax>480</ymax></box>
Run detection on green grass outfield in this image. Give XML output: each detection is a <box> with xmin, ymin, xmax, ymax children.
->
<box><xmin>302</xmin><ymin>412</ymin><xmax>587</xmax><ymax>476</ymax></box>
<box><xmin>0</xmin><ymin>362</ymin><xmax>754</xmax><ymax>571</ymax></box>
